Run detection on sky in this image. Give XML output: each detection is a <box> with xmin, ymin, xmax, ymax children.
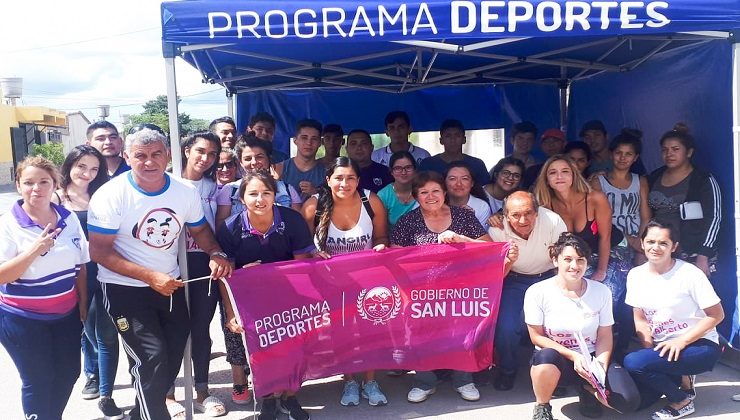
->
<box><xmin>0</xmin><ymin>0</ymin><xmax>226</xmax><ymax>125</ymax></box>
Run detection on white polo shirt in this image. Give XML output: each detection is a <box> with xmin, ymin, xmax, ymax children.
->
<box><xmin>88</xmin><ymin>172</ymin><xmax>206</xmax><ymax>287</ymax></box>
<box><xmin>371</xmin><ymin>144</ymin><xmax>431</xmax><ymax>166</ymax></box>
<box><xmin>0</xmin><ymin>201</ymin><xmax>89</xmax><ymax>320</ymax></box>
<box><xmin>489</xmin><ymin>206</ymin><xmax>567</xmax><ymax>275</ymax></box>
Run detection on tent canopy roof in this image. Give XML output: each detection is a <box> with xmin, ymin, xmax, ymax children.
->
<box><xmin>161</xmin><ymin>1</ymin><xmax>740</xmax><ymax>93</ymax></box>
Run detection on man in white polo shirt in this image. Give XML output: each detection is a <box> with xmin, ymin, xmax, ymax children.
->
<box><xmin>371</xmin><ymin>110</ymin><xmax>431</xmax><ymax>166</ymax></box>
<box><xmin>488</xmin><ymin>191</ymin><xmax>567</xmax><ymax>391</ymax></box>
<box><xmin>88</xmin><ymin>128</ymin><xmax>232</xmax><ymax>420</ymax></box>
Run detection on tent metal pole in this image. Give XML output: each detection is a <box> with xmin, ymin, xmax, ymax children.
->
<box><xmin>731</xmin><ymin>41</ymin><xmax>740</xmax><ymax>346</ymax></box>
<box><xmin>165</xmin><ymin>53</ymin><xmax>195</xmax><ymax>420</ymax></box>
<box><xmin>227</xmin><ymin>91</ymin><xmax>234</xmax><ymax>118</ymax></box>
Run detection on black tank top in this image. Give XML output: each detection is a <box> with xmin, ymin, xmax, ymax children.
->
<box><xmin>572</xmin><ymin>195</ymin><xmax>599</xmax><ymax>252</ymax></box>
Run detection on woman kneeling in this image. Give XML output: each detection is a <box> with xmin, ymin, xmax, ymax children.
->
<box><xmin>524</xmin><ymin>233</ymin><xmax>639</xmax><ymax>420</ymax></box>
<box><xmin>623</xmin><ymin>220</ymin><xmax>724</xmax><ymax>420</ymax></box>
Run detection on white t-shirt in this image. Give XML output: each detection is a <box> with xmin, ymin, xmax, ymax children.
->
<box><xmin>371</xmin><ymin>144</ymin><xmax>431</xmax><ymax>166</ymax></box>
<box><xmin>625</xmin><ymin>259</ymin><xmax>720</xmax><ymax>344</ymax></box>
<box><xmin>488</xmin><ymin>207</ymin><xmax>568</xmax><ymax>275</ymax></box>
<box><xmin>524</xmin><ymin>277</ymin><xmax>613</xmax><ymax>353</ymax></box>
<box><xmin>184</xmin><ymin>177</ymin><xmax>218</xmax><ymax>253</ymax></box>
<box><xmin>466</xmin><ymin>195</ymin><xmax>493</xmax><ymax>230</ymax></box>
<box><xmin>485</xmin><ymin>190</ymin><xmax>503</xmax><ymax>214</ymax></box>
<box><xmin>88</xmin><ymin>172</ymin><xmax>206</xmax><ymax>287</ymax></box>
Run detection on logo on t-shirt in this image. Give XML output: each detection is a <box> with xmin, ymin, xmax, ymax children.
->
<box><xmin>357</xmin><ymin>286</ymin><xmax>402</xmax><ymax>325</ymax></box>
<box><xmin>132</xmin><ymin>208</ymin><xmax>181</xmax><ymax>249</ymax></box>
<box><xmin>373</xmin><ymin>177</ymin><xmax>383</xmax><ymax>186</ymax></box>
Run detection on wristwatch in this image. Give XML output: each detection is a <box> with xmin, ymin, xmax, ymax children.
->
<box><xmin>210</xmin><ymin>251</ymin><xmax>228</xmax><ymax>259</ymax></box>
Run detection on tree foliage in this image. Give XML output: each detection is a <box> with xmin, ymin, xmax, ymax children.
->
<box><xmin>124</xmin><ymin>95</ymin><xmax>208</xmax><ymax>137</ymax></box>
<box><xmin>31</xmin><ymin>142</ymin><xmax>65</xmax><ymax>166</ymax></box>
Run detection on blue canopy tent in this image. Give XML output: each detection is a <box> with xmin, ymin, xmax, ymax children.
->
<box><xmin>160</xmin><ymin>1</ymin><xmax>740</xmax><ymax>416</ymax></box>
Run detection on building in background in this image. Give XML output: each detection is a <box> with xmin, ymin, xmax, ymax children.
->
<box><xmin>60</xmin><ymin>111</ymin><xmax>91</xmax><ymax>154</ymax></box>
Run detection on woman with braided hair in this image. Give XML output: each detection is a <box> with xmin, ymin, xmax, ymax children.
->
<box><xmin>301</xmin><ymin>156</ymin><xmax>390</xmax><ymax>408</ymax></box>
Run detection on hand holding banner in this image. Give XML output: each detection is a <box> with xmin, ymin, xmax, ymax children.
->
<box><xmin>223</xmin><ymin>242</ymin><xmax>507</xmax><ymax>396</ymax></box>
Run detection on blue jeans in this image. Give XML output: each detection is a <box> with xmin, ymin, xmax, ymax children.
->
<box><xmin>0</xmin><ymin>307</ymin><xmax>82</xmax><ymax>420</ymax></box>
<box><xmin>494</xmin><ymin>270</ymin><xmax>553</xmax><ymax>374</ymax></box>
<box><xmin>83</xmin><ymin>287</ymin><xmax>120</xmax><ymax>396</ymax></box>
<box><xmin>623</xmin><ymin>339</ymin><xmax>720</xmax><ymax>407</ymax></box>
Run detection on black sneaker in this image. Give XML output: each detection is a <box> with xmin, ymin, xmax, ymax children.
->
<box><xmin>98</xmin><ymin>396</ymin><xmax>124</xmax><ymax>420</ymax></box>
<box><xmin>258</xmin><ymin>397</ymin><xmax>279</xmax><ymax>420</ymax></box>
<box><xmin>494</xmin><ymin>371</ymin><xmax>516</xmax><ymax>391</ymax></box>
<box><xmin>473</xmin><ymin>368</ymin><xmax>493</xmax><ymax>387</ymax></box>
<box><xmin>578</xmin><ymin>386</ymin><xmax>604</xmax><ymax>418</ymax></box>
<box><xmin>279</xmin><ymin>396</ymin><xmax>310</xmax><ymax>420</ymax></box>
<box><xmin>82</xmin><ymin>377</ymin><xmax>100</xmax><ymax>400</ymax></box>
<box><xmin>532</xmin><ymin>403</ymin><xmax>554</xmax><ymax>420</ymax></box>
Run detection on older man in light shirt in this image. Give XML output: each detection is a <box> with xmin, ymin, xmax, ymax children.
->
<box><xmin>488</xmin><ymin>191</ymin><xmax>567</xmax><ymax>391</ymax></box>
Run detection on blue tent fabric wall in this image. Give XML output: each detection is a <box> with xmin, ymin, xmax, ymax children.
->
<box><xmin>569</xmin><ymin>40</ymin><xmax>738</xmax><ymax>344</ymax></box>
<box><xmin>235</xmin><ymin>84</ymin><xmax>560</xmax><ymax>155</ymax></box>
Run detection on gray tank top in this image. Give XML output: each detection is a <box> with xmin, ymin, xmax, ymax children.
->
<box><xmin>598</xmin><ymin>174</ymin><xmax>641</xmax><ymax>236</ymax></box>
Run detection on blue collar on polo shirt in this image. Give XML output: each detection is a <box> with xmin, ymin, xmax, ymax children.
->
<box><xmin>241</xmin><ymin>205</ymin><xmax>285</xmax><ymax>244</ymax></box>
<box><xmin>12</xmin><ymin>200</ymin><xmax>70</xmax><ymax>230</ymax></box>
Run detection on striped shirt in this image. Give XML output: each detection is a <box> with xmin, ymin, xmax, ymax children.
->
<box><xmin>0</xmin><ymin>201</ymin><xmax>89</xmax><ymax>320</ymax></box>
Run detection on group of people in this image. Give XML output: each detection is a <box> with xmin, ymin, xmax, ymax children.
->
<box><xmin>0</xmin><ymin>109</ymin><xmax>730</xmax><ymax>420</ymax></box>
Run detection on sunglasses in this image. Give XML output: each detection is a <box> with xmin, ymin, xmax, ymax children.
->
<box><xmin>218</xmin><ymin>162</ymin><xmax>236</xmax><ymax>170</ymax></box>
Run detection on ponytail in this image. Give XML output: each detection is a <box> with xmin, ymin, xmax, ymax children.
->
<box><xmin>315</xmin><ymin>185</ymin><xmax>334</xmax><ymax>251</ymax></box>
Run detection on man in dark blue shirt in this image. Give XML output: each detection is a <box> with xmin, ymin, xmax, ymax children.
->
<box><xmin>419</xmin><ymin>119</ymin><xmax>489</xmax><ymax>186</ymax></box>
<box><xmin>346</xmin><ymin>129</ymin><xmax>393</xmax><ymax>193</ymax></box>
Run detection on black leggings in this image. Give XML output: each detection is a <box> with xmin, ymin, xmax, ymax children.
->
<box><xmin>531</xmin><ymin>348</ymin><xmax>640</xmax><ymax>413</ymax></box>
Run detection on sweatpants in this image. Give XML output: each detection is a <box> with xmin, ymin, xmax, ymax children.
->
<box><xmin>0</xmin><ymin>307</ymin><xmax>81</xmax><ymax>420</ymax></box>
<box><xmin>102</xmin><ymin>282</ymin><xmax>190</xmax><ymax>420</ymax></box>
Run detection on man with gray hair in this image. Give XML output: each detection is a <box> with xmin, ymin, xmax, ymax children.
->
<box><xmin>488</xmin><ymin>191</ymin><xmax>567</xmax><ymax>391</ymax></box>
<box><xmin>88</xmin><ymin>128</ymin><xmax>233</xmax><ymax>420</ymax></box>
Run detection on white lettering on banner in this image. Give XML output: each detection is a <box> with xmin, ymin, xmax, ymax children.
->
<box><xmin>207</xmin><ymin>2</ymin><xmax>671</xmax><ymax>39</ymax></box>
<box><xmin>409</xmin><ymin>287</ymin><xmax>492</xmax><ymax>318</ymax></box>
<box><xmin>255</xmin><ymin>300</ymin><xmax>331</xmax><ymax>348</ymax></box>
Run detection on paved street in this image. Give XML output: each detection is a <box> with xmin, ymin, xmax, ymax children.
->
<box><xmin>1</xmin><ymin>312</ymin><xmax>739</xmax><ymax>419</ymax></box>
<box><xmin>1</xmin><ymin>185</ymin><xmax>738</xmax><ymax>419</ymax></box>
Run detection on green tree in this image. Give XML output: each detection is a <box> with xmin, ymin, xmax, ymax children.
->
<box><xmin>124</xmin><ymin>95</ymin><xmax>208</xmax><ymax>137</ymax></box>
<box><xmin>31</xmin><ymin>142</ymin><xmax>65</xmax><ymax>166</ymax></box>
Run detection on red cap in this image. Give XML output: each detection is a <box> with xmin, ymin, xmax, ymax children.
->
<box><xmin>541</xmin><ymin>128</ymin><xmax>565</xmax><ymax>142</ymax></box>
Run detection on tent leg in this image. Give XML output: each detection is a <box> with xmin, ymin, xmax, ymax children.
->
<box><xmin>732</xmin><ymin>42</ymin><xmax>740</xmax><ymax>347</ymax></box>
<box><xmin>165</xmin><ymin>55</ymin><xmax>195</xmax><ymax>420</ymax></box>
<box><xmin>558</xmin><ymin>68</ymin><xmax>569</xmax><ymax>131</ymax></box>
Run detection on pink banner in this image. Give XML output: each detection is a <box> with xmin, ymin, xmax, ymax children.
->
<box><xmin>224</xmin><ymin>242</ymin><xmax>507</xmax><ymax>396</ymax></box>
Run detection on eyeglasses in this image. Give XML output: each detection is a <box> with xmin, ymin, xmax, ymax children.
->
<box><xmin>392</xmin><ymin>165</ymin><xmax>414</xmax><ymax>173</ymax></box>
<box><xmin>499</xmin><ymin>170</ymin><xmax>522</xmax><ymax>180</ymax></box>
<box><xmin>217</xmin><ymin>162</ymin><xmax>236</xmax><ymax>170</ymax></box>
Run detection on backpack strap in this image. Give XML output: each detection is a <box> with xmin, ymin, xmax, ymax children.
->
<box><xmin>358</xmin><ymin>189</ymin><xmax>375</xmax><ymax>220</ymax></box>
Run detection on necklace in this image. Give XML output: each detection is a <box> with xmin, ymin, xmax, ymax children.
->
<box><xmin>561</xmin><ymin>278</ymin><xmax>586</xmax><ymax>300</ymax></box>
<box><xmin>392</xmin><ymin>183</ymin><xmax>413</xmax><ymax>203</ymax></box>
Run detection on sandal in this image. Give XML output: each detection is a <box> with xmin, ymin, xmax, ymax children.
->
<box><xmin>194</xmin><ymin>395</ymin><xmax>227</xmax><ymax>417</ymax></box>
<box><xmin>166</xmin><ymin>401</ymin><xmax>186</xmax><ymax>419</ymax></box>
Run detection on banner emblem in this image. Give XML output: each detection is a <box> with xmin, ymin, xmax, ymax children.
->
<box><xmin>357</xmin><ymin>286</ymin><xmax>401</xmax><ymax>325</ymax></box>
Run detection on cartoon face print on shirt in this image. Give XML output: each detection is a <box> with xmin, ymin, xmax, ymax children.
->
<box><xmin>131</xmin><ymin>208</ymin><xmax>181</xmax><ymax>249</ymax></box>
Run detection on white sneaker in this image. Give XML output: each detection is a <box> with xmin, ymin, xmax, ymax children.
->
<box><xmin>407</xmin><ymin>387</ymin><xmax>435</xmax><ymax>403</ymax></box>
<box><xmin>456</xmin><ymin>383</ymin><xmax>480</xmax><ymax>401</ymax></box>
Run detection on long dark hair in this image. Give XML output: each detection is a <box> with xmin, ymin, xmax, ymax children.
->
<box><xmin>181</xmin><ymin>131</ymin><xmax>221</xmax><ymax>181</ymax></box>
<box><xmin>60</xmin><ymin>145</ymin><xmax>108</xmax><ymax>195</ymax></box>
<box><xmin>315</xmin><ymin>157</ymin><xmax>361</xmax><ymax>251</ymax></box>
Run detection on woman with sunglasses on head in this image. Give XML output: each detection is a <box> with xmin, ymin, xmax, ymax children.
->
<box><xmin>215</xmin><ymin>134</ymin><xmax>302</xmax><ymax>229</ymax></box>
<box><xmin>1</xmin><ymin>156</ymin><xmax>90</xmax><ymax>420</ymax></box>
<box><xmin>164</xmin><ymin>131</ymin><xmax>227</xmax><ymax>418</ymax></box>
<box><xmin>53</xmin><ymin>146</ymin><xmax>125</xmax><ymax>419</ymax></box>
<box><xmin>302</xmin><ymin>157</ymin><xmax>390</xmax><ymax>408</ymax></box>
<box><xmin>623</xmin><ymin>220</ymin><xmax>724</xmax><ymax>420</ymax></box>
<box><xmin>485</xmin><ymin>157</ymin><xmax>525</xmax><ymax>213</ymax></box>
<box><xmin>377</xmin><ymin>151</ymin><xmax>418</xmax><ymax>228</ymax></box>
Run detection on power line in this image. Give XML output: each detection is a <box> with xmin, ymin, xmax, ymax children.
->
<box><xmin>2</xmin><ymin>27</ymin><xmax>159</xmax><ymax>53</ymax></box>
